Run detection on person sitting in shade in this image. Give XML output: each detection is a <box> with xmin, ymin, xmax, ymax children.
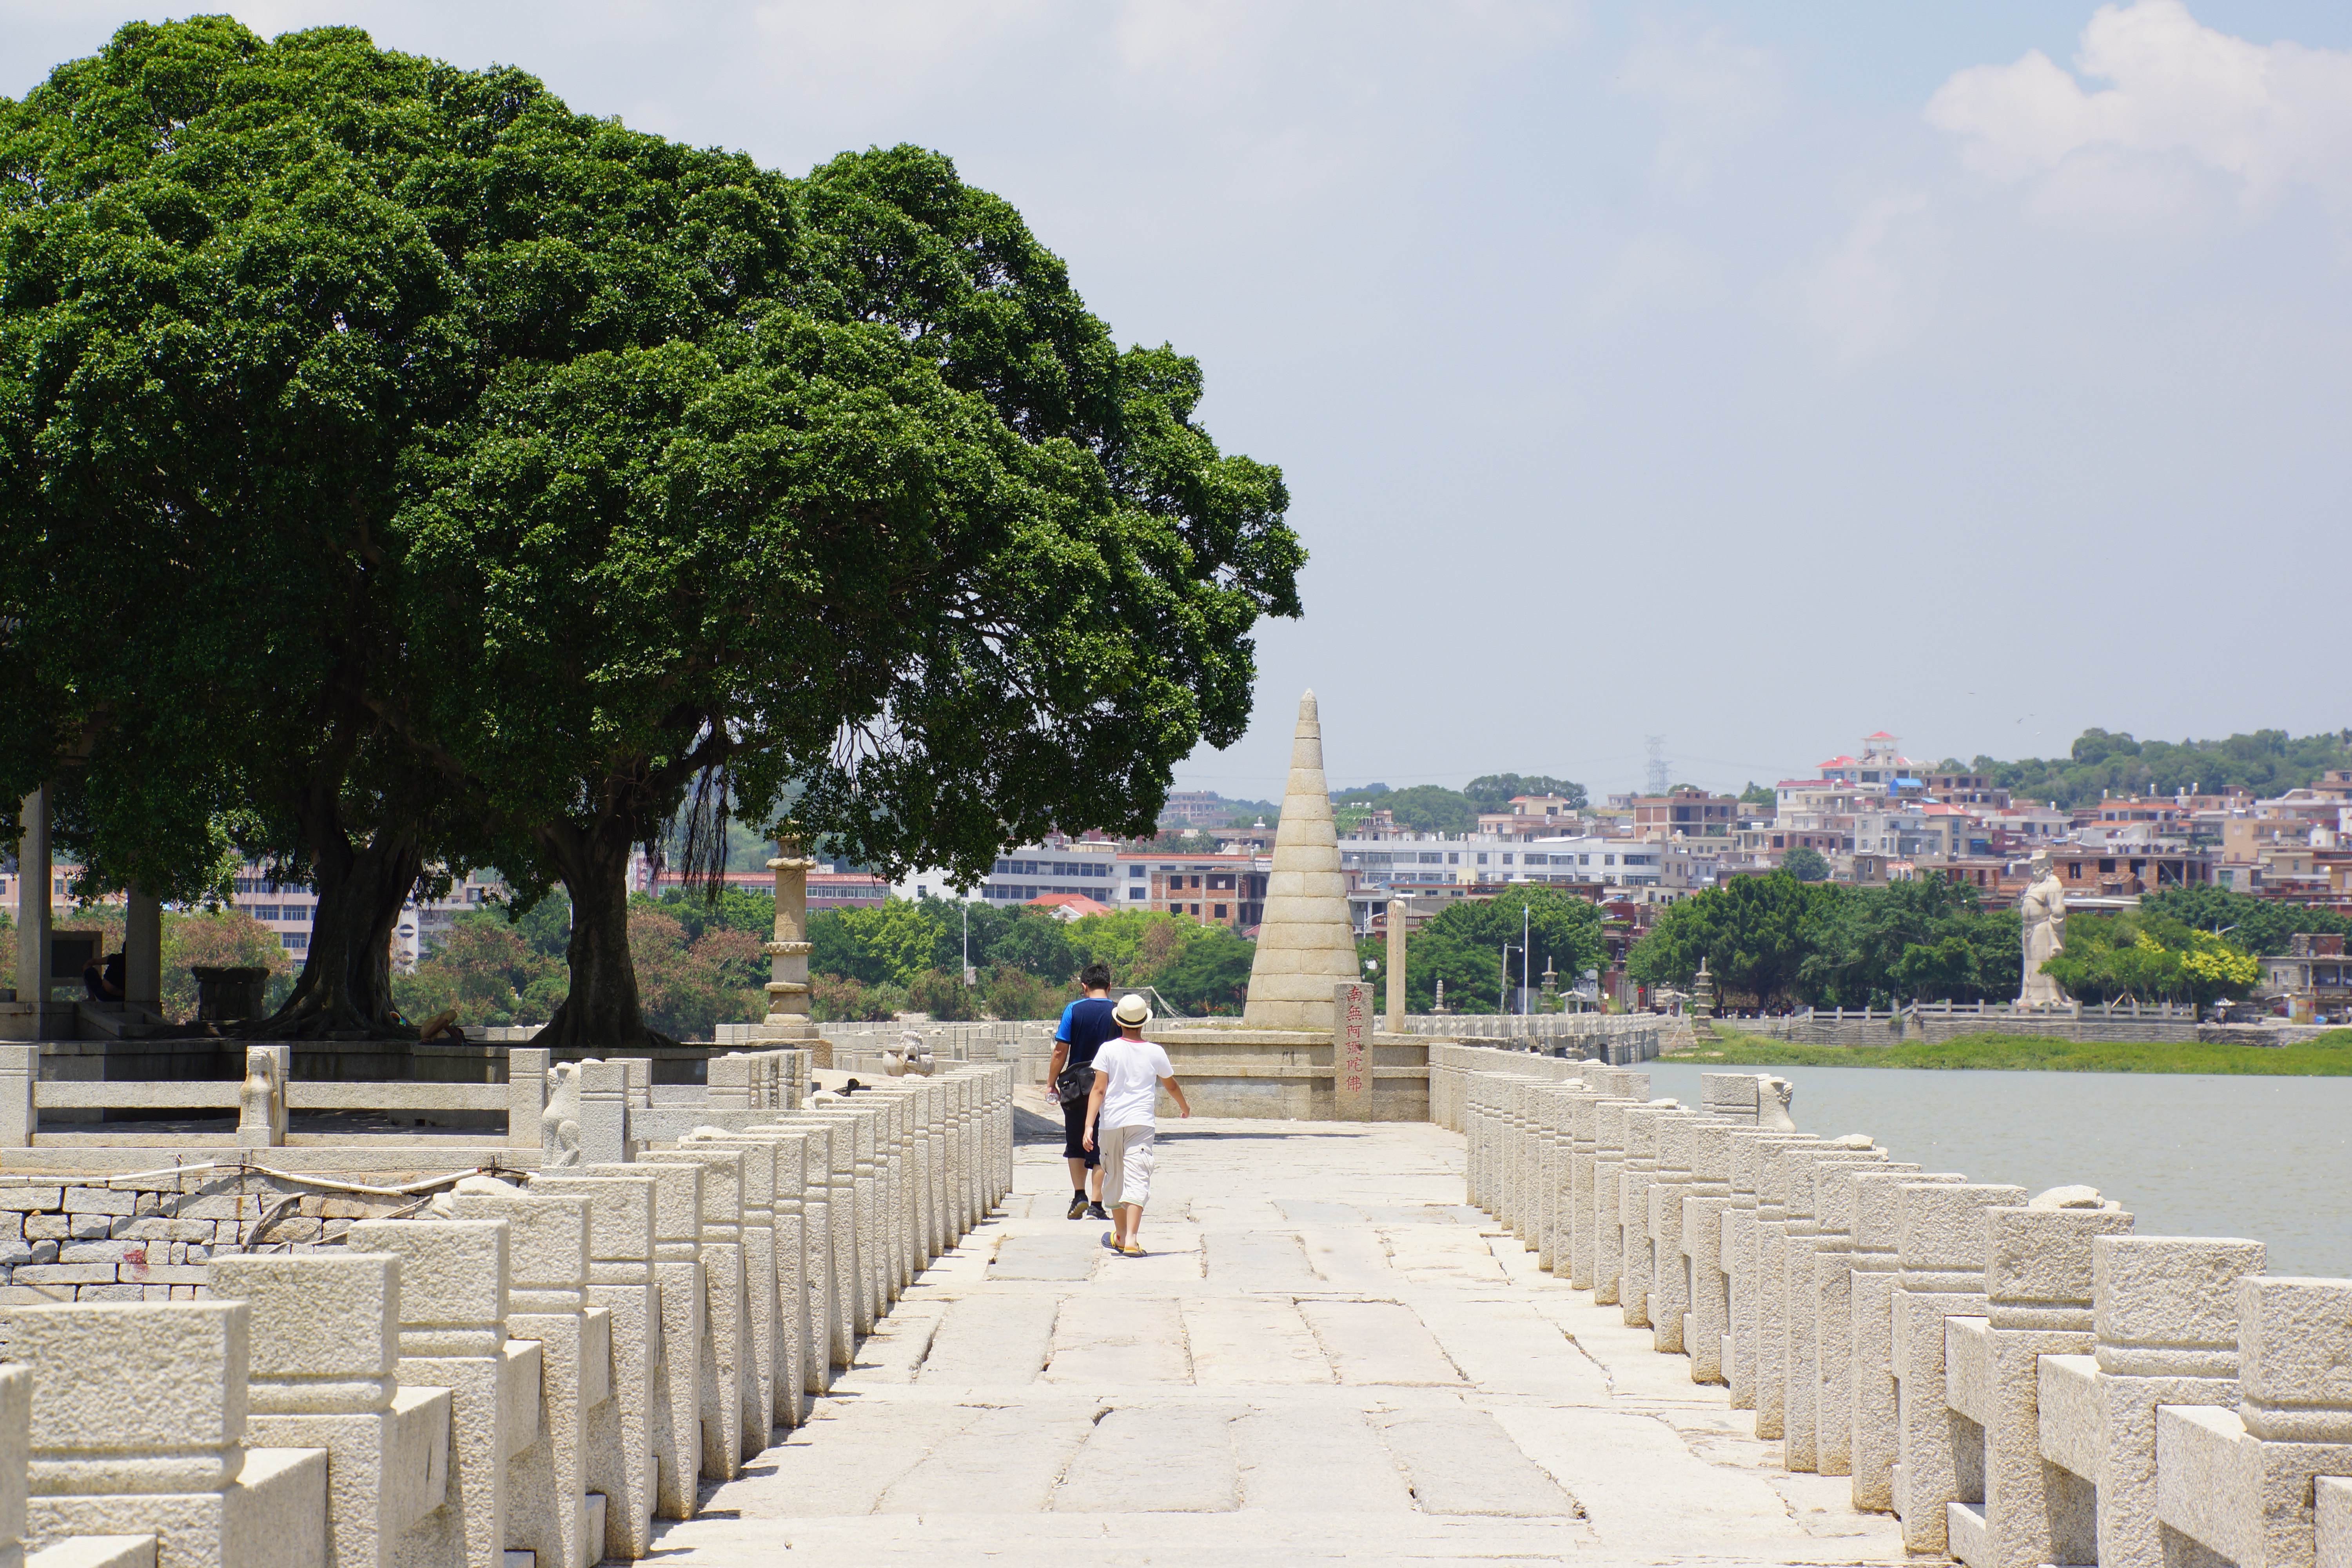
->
<box><xmin>82</xmin><ymin>950</ymin><xmax>125</xmax><ymax>1002</ymax></box>
<box><xmin>1082</xmin><ymin>992</ymin><xmax>1190</xmax><ymax>1258</ymax></box>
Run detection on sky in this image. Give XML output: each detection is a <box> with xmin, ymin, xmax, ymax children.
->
<box><xmin>7</xmin><ymin>0</ymin><xmax>2349</xmax><ymax>802</ymax></box>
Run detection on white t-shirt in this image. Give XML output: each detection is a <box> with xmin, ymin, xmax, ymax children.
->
<box><xmin>1092</xmin><ymin>1036</ymin><xmax>1174</xmax><ymax>1131</ymax></box>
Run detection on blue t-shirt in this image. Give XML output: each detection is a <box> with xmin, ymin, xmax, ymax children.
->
<box><xmin>1054</xmin><ymin>996</ymin><xmax>1121</xmax><ymax>1072</ymax></box>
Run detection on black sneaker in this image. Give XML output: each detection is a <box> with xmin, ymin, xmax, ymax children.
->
<box><xmin>1085</xmin><ymin>1202</ymin><xmax>1110</xmax><ymax>1221</ymax></box>
<box><xmin>1067</xmin><ymin>1194</ymin><xmax>1089</xmax><ymax>1220</ymax></box>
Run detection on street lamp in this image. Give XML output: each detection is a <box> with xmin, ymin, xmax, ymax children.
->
<box><xmin>1501</xmin><ymin>943</ymin><xmax>1522</xmax><ymax>1019</ymax></box>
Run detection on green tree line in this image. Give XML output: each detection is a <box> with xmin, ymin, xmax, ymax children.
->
<box><xmin>1951</xmin><ymin>728</ymin><xmax>2352</xmax><ymax>809</ymax></box>
<box><xmin>1630</xmin><ymin>878</ymin><xmax>2341</xmax><ymax>1011</ymax></box>
<box><xmin>1332</xmin><ymin>775</ymin><xmax>1589</xmax><ymax>835</ymax></box>
<box><xmin>387</xmin><ymin>891</ymin><xmax>1260</xmax><ymax>1033</ymax></box>
<box><xmin>1355</xmin><ymin>884</ymin><xmax>1609</xmax><ymax>1014</ymax></box>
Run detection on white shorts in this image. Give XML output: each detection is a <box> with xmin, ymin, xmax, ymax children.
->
<box><xmin>1098</xmin><ymin>1123</ymin><xmax>1156</xmax><ymax>1210</ymax></box>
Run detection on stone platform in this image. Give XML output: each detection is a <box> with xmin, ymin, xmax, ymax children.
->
<box><xmin>646</xmin><ymin>1099</ymin><xmax>1904</xmax><ymax>1566</ymax></box>
<box><xmin>1145</xmin><ymin>1026</ymin><xmax>1431</xmax><ymax>1121</ymax></box>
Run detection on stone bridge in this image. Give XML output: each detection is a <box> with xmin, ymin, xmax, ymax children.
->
<box><xmin>0</xmin><ymin>1046</ymin><xmax>2339</xmax><ymax>1565</ymax></box>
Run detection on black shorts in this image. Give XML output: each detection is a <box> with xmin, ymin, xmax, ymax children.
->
<box><xmin>1061</xmin><ymin>1095</ymin><xmax>1099</xmax><ymax>1167</ymax></box>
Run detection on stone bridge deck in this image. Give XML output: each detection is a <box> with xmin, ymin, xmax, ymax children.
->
<box><xmin>650</xmin><ymin>1103</ymin><xmax>1905</xmax><ymax>1565</ymax></box>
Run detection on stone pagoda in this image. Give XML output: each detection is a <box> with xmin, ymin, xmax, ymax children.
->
<box><xmin>1144</xmin><ymin>689</ymin><xmax>1428</xmax><ymax>1120</ymax></box>
<box><xmin>1240</xmin><ymin>690</ymin><xmax>1367</xmax><ymax>1031</ymax></box>
<box><xmin>760</xmin><ymin>832</ymin><xmax>822</xmax><ymax>1061</ymax></box>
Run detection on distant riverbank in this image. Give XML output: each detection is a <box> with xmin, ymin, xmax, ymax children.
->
<box><xmin>1666</xmin><ymin>1024</ymin><xmax>2352</xmax><ymax>1074</ymax></box>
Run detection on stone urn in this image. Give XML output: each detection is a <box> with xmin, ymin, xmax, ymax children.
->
<box><xmin>191</xmin><ymin>965</ymin><xmax>272</xmax><ymax>1025</ymax></box>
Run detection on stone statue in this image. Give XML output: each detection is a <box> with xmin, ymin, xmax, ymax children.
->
<box><xmin>2018</xmin><ymin>850</ymin><xmax>2071</xmax><ymax>1010</ymax></box>
<box><xmin>541</xmin><ymin>1062</ymin><xmax>583</xmax><ymax>1169</ymax></box>
<box><xmin>884</xmin><ymin>1031</ymin><xmax>935</xmax><ymax>1078</ymax></box>
<box><xmin>236</xmin><ymin>1050</ymin><xmax>283</xmax><ymax>1149</ymax></box>
<box><xmin>1757</xmin><ymin>1075</ymin><xmax>1797</xmax><ymax>1132</ymax></box>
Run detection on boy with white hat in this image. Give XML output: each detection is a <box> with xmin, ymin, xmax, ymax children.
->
<box><xmin>1083</xmin><ymin>992</ymin><xmax>1191</xmax><ymax>1256</ymax></box>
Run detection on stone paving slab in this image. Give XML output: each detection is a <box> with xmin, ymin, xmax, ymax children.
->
<box><xmin>651</xmin><ymin>1109</ymin><xmax>1912</xmax><ymax>1566</ymax></box>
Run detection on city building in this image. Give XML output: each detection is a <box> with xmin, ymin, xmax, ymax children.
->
<box><xmin>1156</xmin><ymin>790</ymin><xmax>1235</xmax><ymax>828</ymax></box>
<box><xmin>1475</xmin><ymin>795</ymin><xmax>1586</xmax><ymax>839</ymax></box>
<box><xmin>2043</xmin><ymin>845</ymin><xmax>2217</xmax><ymax>896</ymax></box>
<box><xmin>388</xmin><ymin>869</ymin><xmax>508</xmax><ymax>970</ymax></box>
<box><xmin>1631</xmin><ymin>789</ymin><xmax>1737</xmax><ymax>838</ymax></box>
<box><xmin>1131</xmin><ymin>853</ymin><xmax>1267</xmax><ymax>929</ymax></box>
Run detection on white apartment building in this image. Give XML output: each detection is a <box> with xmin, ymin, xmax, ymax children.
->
<box><xmin>1334</xmin><ymin>832</ymin><xmax>1699</xmax><ymax>890</ymax></box>
<box><xmin>389</xmin><ymin>870</ymin><xmax>508</xmax><ymax>971</ymax></box>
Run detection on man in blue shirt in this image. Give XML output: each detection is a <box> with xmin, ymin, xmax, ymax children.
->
<box><xmin>1049</xmin><ymin>962</ymin><xmax>1119</xmax><ymax>1219</ymax></box>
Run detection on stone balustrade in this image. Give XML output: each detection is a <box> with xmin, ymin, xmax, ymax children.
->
<box><xmin>0</xmin><ymin>1052</ymin><xmax>1013</xmax><ymax>1565</ymax></box>
<box><xmin>1434</xmin><ymin>1041</ymin><xmax>2352</xmax><ymax>1568</ymax></box>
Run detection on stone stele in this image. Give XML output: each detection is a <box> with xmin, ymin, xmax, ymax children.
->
<box><xmin>1240</xmin><ymin>689</ymin><xmax>1364</xmax><ymax>1032</ymax></box>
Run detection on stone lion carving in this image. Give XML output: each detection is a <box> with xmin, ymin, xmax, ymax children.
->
<box><xmin>541</xmin><ymin>1062</ymin><xmax>583</xmax><ymax>1169</ymax></box>
<box><xmin>884</xmin><ymin>1031</ymin><xmax>935</xmax><ymax>1078</ymax></box>
<box><xmin>1757</xmin><ymin>1074</ymin><xmax>1797</xmax><ymax>1132</ymax></box>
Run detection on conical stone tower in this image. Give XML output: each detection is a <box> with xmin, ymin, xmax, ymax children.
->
<box><xmin>1241</xmin><ymin>690</ymin><xmax>1365</xmax><ymax>1031</ymax></box>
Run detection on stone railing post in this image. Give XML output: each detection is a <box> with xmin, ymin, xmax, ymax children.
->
<box><xmin>585</xmin><ymin>1161</ymin><xmax>702</xmax><ymax>1517</ymax></box>
<box><xmin>0</xmin><ymin>1045</ymin><xmax>34</xmax><ymax>1148</ymax></box>
<box><xmin>2034</xmin><ymin>1235</ymin><xmax>2265</xmax><ymax>1568</ymax></box>
<box><xmin>523</xmin><ymin>1172</ymin><xmax>661</xmax><ymax>1557</ymax></box>
<box><xmin>209</xmin><ymin>1250</ymin><xmax>452</xmax><ymax>1568</ymax></box>
<box><xmin>448</xmin><ymin>1185</ymin><xmax>603</xmax><ymax>1568</ymax></box>
<box><xmin>1952</xmin><ymin>1191</ymin><xmax>2133</xmax><ymax>1568</ymax></box>
<box><xmin>707</xmin><ymin>1054</ymin><xmax>754</xmax><ymax>1111</ymax></box>
<box><xmin>346</xmin><ymin>1218</ymin><xmax>514</xmax><ymax>1568</ymax></box>
<box><xmin>1700</xmin><ymin>1070</ymin><xmax>1761</xmax><ymax>1124</ymax></box>
<box><xmin>1778</xmin><ymin>1142</ymin><xmax>1887</xmax><ymax>1461</ymax></box>
<box><xmin>1811</xmin><ymin>1160</ymin><xmax>1925</xmax><ymax>1475</ymax></box>
<box><xmin>692</xmin><ymin>1130</ymin><xmax>809</xmax><ymax>1429</ymax></box>
<box><xmin>824</xmin><ymin>1106</ymin><xmax>882</xmax><ymax>1334</ymax></box>
<box><xmin>1721</xmin><ymin>1130</ymin><xmax>1815</xmax><ymax>1408</ymax></box>
<box><xmin>761</xmin><ymin>1118</ymin><xmax>852</xmax><ymax>1376</ymax></box>
<box><xmin>505</xmin><ymin>1047</ymin><xmax>550</xmax><ymax>1148</ymax></box>
<box><xmin>1535</xmin><ymin>1084</ymin><xmax>1577</xmax><ymax>1274</ymax></box>
<box><xmin>1747</xmin><ymin>1136</ymin><xmax>1835</xmax><ymax>1432</ymax></box>
<box><xmin>1620</xmin><ymin>1102</ymin><xmax>1694</xmax><ymax>1330</ymax></box>
<box><xmin>1588</xmin><ymin>1094</ymin><xmax>1648</xmax><ymax>1306</ymax></box>
<box><xmin>0</xmin><ymin>1300</ymin><xmax>328</xmax><ymax>1564</ymax></box>
<box><xmin>0</xmin><ymin>1365</ymin><xmax>27</xmax><ymax>1566</ymax></box>
<box><xmin>638</xmin><ymin>1147</ymin><xmax>752</xmax><ymax>1478</ymax></box>
<box><xmin>1892</xmin><ymin>1183</ymin><xmax>2027</xmax><ymax>1554</ymax></box>
<box><xmin>1846</xmin><ymin>1168</ymin><xmax>1967</xmax><ymax>1508</ymax></box>
<box><xmin>2156</xmin><ymin>1276</ymin><xmax>2352</xmax><ymax>1568</ymax></box>
<box><xmin>575</xmin><ymin>1061</ymin><xmax>633</xmax><ymax>1165</ymax></box>
<box><xmin>1678</xmin><ymin>1120</ymin><xmax>1740</xmax><ymax>1384</ymax></box>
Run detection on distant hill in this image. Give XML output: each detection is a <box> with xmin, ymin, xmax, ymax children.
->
<box><xmin>1945</xmin><ymin>728</ymin><xmax>2352</xmax><ymax>809</ymax></box>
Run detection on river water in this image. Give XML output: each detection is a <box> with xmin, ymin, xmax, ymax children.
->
<box><xmin>1640</xmin><ymin>1062</ymin><xmax>2352</xmax><ymax>1278</ymax></box>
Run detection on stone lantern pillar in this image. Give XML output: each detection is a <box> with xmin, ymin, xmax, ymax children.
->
<box><xmin>762</xmin><ymin>834</ymin><xmax>822</xmax><ymax>1061</ymax></box>
<box><xmin>1384</xmin><ymin>892</ymin><xmax>1406</xmax><ymax>1032</ymax></box>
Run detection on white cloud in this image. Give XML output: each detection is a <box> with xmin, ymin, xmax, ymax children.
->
<box><xmin>1926</xmin><ymin>0</ymin><xmax>2352</xmax><ymax>210</ymax></box>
